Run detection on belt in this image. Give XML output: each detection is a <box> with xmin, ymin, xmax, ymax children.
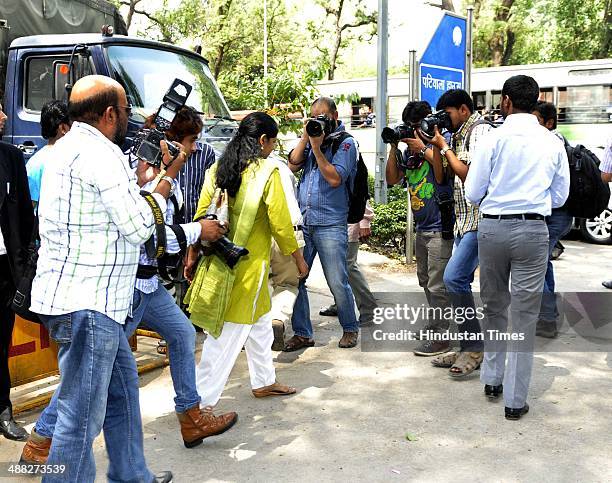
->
<box><xmin>482</xmin><ymin>213</ymin><xmax>545</xmax><ymax>221</ymax></box>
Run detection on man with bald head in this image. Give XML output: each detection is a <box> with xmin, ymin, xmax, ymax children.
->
<box><xmin>27</xmin><ymin>75</ymin><xmax>188</xmax><ymax>482</ymax></box>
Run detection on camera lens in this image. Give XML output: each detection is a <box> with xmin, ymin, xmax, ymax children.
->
<box><xmin>306</xmin><ymin>119</ymin><xmax>324</xmax><ymax>137</ymax></box>
<box><xmin>381</xmin><ymin>127</ymin><xmax>398</xmax><ymax>144</ymax></box>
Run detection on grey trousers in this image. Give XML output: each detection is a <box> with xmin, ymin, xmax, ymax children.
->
<box><xmin>477</xmin><ymin>218</ymin><xmax>549</xmax><ymax>409</ymax></box>
<box><xmin>329</xmin><ymin>241</ymin><xmax>377</xmax><ymax>324</ymax></box>
<box><xmin>415</xmin><ymin>231</ymin><xmax>453</xmax><ymax>331</ymax></box>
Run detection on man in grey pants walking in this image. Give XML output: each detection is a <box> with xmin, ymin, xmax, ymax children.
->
<box><xmin>465</xmin><ymin>75</ymin><xmax>570</xmax><ymax>420</ymax></box>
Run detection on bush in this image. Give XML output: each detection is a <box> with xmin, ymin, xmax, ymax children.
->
<box><xmin>367</xmin><ymin>176</ymin><xmax>409</xmax><ymax>257</ymax></box>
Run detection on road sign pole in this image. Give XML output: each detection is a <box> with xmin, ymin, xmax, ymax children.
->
<box><xmin>406</xmin><ymin>50</ymin><xmax>418</xmax><ymax>264</ymax></box>
<box><xmin>374</xmin><ymin>0</ymin><xmax>388</xmax><ymax>204</ymax></box>
<box><xmin>466</xmin><ymin>6</ymin><xmax>474</xmax><ymax>94</ymax></box>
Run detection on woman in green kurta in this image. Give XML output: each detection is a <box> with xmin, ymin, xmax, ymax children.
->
<box><xmin>185</xmin><ymin>112</ymin><xmax>308</xmax><ymax>406</ymax></box>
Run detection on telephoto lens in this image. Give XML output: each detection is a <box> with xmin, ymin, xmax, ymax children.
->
<box><xmin>420</xmin><ymin>110</ymin><xmax>452</xmax><ymax>137</ymax></box>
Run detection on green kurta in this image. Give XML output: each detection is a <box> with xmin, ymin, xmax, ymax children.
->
<box><xmin>189</xmin><ymin>157</ymin><xmax>298</xmax><ymax>331</ymax></box>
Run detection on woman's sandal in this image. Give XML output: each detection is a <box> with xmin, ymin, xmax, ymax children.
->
<box><xmin>448</xmin><ymin>351</ymin><xmax>483</xmax><ymax>378</ymax></box>
<box><xmin>157</xmin><ymin>340</ymin><xmax>168</xmax><ymax>355</ymax></box>
<box><xmin>431</xmin><ymin>351</ymin><xmax>459</xmax><ymax>368</ymax></box>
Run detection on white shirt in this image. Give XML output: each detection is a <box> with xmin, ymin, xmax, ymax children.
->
<box><xmin>31</xmin><ymin>122</ymin><xmax>167</xmax><ymax>324</ymax></box>
<box><xmin>273</xmin><ymin>158</ymin><xmax>303</xmax><ymax>227</ymax></box>
<box><xmin>135</xmin><ymin>178</ymin><xmax>201</xmax><ymax>294</ymax></box>
<box><xmin>465</xmin><ymin>113</ymin><xmax>570</xmax><ymax>216</ymax></box>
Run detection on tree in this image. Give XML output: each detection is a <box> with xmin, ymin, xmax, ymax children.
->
<box><xmin>467</xmin><ymin>0</ymin><xmax>611</xmax><ymax>66</ymax></box>
<box><xmin>307</xmin><ymin>0</ymin><xmax>377</xmax><ymax>80</ymax></box>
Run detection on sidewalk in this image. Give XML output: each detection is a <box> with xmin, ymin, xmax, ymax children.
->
<box><xmin>2</xmin><ymin>241</ymin><xmax>611</xmax><ymax>482</ymax></box>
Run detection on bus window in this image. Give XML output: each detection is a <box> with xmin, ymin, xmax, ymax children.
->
<box><xmin>566</xmin><ymin>85</ymin><xmax>608</xmax><ymax>123</ymax></box>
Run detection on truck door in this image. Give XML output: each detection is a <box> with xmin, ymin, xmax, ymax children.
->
<box><xmin>10</xmin><ymin>49</ymin><xmax>94</xmax><ymax>161</ymax></box>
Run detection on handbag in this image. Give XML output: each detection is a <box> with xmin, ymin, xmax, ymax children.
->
<box><xmin>11</xmin><ymin>217</ymin><xmax>42</xmax><ymax>324</ymax></box>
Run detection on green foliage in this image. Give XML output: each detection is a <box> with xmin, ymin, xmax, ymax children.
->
<box><xmin>367</xmin><ymin>178</ymin><xmax>408</xmax><ymax>255</ymax></box>
<box><xmin>467</xmin><ymin>0</ymin><xmax>610</xmax><ymax>66</ymax></box>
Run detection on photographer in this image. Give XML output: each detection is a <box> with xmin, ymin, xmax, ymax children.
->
<box><xmin>285</xmin><ymin>97</ymin><xmax>360</xmax><ymax>351</ymax></box>
<box><xmin>25</xmin><ymin>75</ymin><xmax>192</xmax><ymax>482</ymax></box>
<box><xmin>426</xmin><ymin>89</ymin><xmax>494</xmax><ymax>378</ymax></box>
<box><xmin>385</xmin><ymin>101</ymin><xmax>454</xmax><ymax>357</ymax></box>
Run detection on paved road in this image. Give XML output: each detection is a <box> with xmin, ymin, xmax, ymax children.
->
<box><xmin>3</xmin><ymin>239</ymin><xmax>611</xmax><ymax>482</ymax></box>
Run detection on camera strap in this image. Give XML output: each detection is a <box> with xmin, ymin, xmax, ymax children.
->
<box><xmin>140</xmin><ymin>191</ymin><xmax>167</xmax><ymax>259</ymax></box>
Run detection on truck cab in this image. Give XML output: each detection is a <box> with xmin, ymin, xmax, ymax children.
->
<box><xmin>2</xmin><ymin>33</ymin><xmax>237</xmax><ymax>159</ymax></box>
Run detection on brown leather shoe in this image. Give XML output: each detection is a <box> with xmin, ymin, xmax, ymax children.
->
<box><xmin>282</xmin><ymin>335</ymin><xmax>315</xmax><ymax>352</ymax></box>
<box><xmin>338</xmin><ymin>331</ymin><xmax>358</xmax><ymax>348</ymax></box>
<box><xmin>252</xmin><ymin>381</ymin><xmax>297</xmax><ymax>398</ymax></box>
<box><xmin>19</xmin><ymin>429</ymin><xmax>51</xmax><ymax>464</ymax></box>
<box><xmin>176</xmin><ymin>405</ymin><xmax>238</xmax><ymax>448</ymax></box>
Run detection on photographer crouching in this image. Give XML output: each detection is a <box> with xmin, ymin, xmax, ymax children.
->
<box><xmin>285</xmin><ymin>97</ymin><xmax>359</xmax><ymax>351</ymax></box>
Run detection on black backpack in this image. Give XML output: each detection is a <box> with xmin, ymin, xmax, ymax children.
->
<box><xmin>563</xmin><ymin>142</ymin><xmax>610</xmax><ymax>219</ymax></box>
<box><xmin>330</xmin><ymin>132</ymin><xmax>370</xmax><ymax>224</ymax></box>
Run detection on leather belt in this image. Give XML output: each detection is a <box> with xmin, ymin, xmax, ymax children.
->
<box><xmin>482</xmin><ymin>213</ymin><xmax>545</xmax><ymax>221</ymax></box>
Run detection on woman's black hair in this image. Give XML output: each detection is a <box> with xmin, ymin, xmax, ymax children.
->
<box><xmin>41</xmin><ymin>100</ymin><xmax>69</xmax><ymax>139</ymax></box>
<box><xmin>216</xmin><ymin>111</ymin><xmax>278</xmax><ymax>197</ymax></box>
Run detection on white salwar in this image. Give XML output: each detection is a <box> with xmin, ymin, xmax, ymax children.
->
<box><xmin>196</xmin><ymin>311</ymin><xmax>276</xmax><ymax>407</ymax></box>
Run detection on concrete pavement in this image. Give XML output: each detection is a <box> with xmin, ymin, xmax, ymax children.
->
<box><xmin>2</xmin><ymin>239</ymin><xmax>611</xmax><ymax>482</ymax></box>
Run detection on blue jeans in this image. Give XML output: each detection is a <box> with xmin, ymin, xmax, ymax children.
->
<box><xmin>39</xmin><ymin>310</ymin><xmax>153</xmax><ymax>483</ymax></box>
<box><xmin>291</xmin><ymin>225</ymin><xmax>359</xmax><ymax>339</ymax></box>
<box><xmin>127</xmin><ymin>285</ymin><xmax>199</xmax><ymax>412</ymax></box>
<box><xmin>443</xmin><ymin>230</ymin><xmax>483</xmax><ymax>351</ymax></box>
<box><xmin>36</xmin><ymin>285</ymin><xmax>199</xmax><ymax>437</ymax></box>
<box><xmin>539</xmin><ymin>209</ymin><xmax>573</xmax><ymax>323</ymax></box>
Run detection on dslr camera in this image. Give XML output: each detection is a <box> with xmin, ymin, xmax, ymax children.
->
<box><xmin>306</xmin><ymin>115</ymin><xmax>336</xmax><ymax>137</ymax></box>
<box><xmin>420</xmin><ymin>110</ymin><xmax>452</xmax><ymax>138</ymax></box>
<box><xmin>132</xmin><ymin>78</ymin><xmax>193</xmax><ymax>168</ymax></box>
<box><xmin>381</xmin><ymin>124</ymin><xmax>415</xmax><ymax>144</ymax></box>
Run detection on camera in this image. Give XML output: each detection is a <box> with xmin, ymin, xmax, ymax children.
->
<box><xmin>420</xmin><ymin>110</ymin><xmax>452</xmax><ymax>138</ymax></box>
<box><xmin>132</xmin><ymin>78</ymin><xmax>193</xmax><ymax>167</ymax></box>
<box><xmin>201</xmin><ymin>214</ymin><xmax>249</xmax><ymax>269</ymax></box>
<box><xmin>381</xmin><ymin>124</ymin><xmax>415</xmax><ymax>144</ymax></box>
<box><xmin>306</xmin><ymin>115</ymin><xmax>335</xmax><ymax>137</ymax></box>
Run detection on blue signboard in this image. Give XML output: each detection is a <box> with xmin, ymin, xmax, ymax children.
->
<box><xmin>419</xmin><ymin>13</ymin><xmax>467</xmax><ymax>109</ymax></box>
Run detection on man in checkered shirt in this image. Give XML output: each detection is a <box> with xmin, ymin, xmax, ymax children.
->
<box><xmin>427</xmin><ymin>89</ymin><xmax>495</xmax><ymax>379</ymax></box>
<box><xmin>29</xmin><ymin>75</ymin><xmax>191</xmax><ymax>483</ymax></box>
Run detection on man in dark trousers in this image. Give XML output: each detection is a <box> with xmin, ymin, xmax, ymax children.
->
<box><xmin>0</xmin><ymin>132</ymin><xmax>35</xmax><ymax>440</ymax></box>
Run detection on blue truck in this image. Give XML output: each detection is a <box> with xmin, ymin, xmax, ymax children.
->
<box><xmin>0</xmin><ymin>0</ymin><xmax>237</xmax><ymax>160</ymax></box>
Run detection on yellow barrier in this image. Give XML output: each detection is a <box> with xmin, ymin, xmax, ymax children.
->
<box><xmin>8</xmin><ymin>317</ymin><xmax>58</xmax><ymax>387</ymax></box>
<box><xmin>9</xmin><ymin>317</ymin><xmax>168</xmax><ymax>415</ymax></box>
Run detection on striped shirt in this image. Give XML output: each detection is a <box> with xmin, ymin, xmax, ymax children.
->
<box><xmin>601</xmin><ymin>136</ymin><xmax>612</xmax><ymax>174</ymax></box>
<box><xmin>451</xmin><ymin>113</ymin><xmax>493</xmax><ymax>236</ymax></box>
<box><xmin>31</xmin><ymin>122</ymin><xmax>167</xmax><ymax>324</ymax></box>
<box><xmin>135</xmin><ymin>177</ymin><xmax>201</xmax><ymax>294</ymax></box>
<box><xmin>175</xmin><ymin>141</ymin><xmax>216</xmax><ymax>223</ymax></box>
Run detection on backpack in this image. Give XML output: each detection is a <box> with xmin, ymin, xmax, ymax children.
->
<box><xmin>330</xmin><ymin>132</ymin><xmax>370</xmax><ymax>224</ymax></box>
<box><xmin>562</xmin><ymin>142</ymin><xmax>611</xmax><ymax>219</ymax></box>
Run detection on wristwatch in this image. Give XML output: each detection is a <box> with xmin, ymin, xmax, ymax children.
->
<box><xmin>156</xmin><ymin>173</ymin><xmax>175</xmax><ymax>195</ymax></box>
<box><xmin>440</xmin><ymin>145</ymin><xmax>452</xmax><ymax>158</ymax></box>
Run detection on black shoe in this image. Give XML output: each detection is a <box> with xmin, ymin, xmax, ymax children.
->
<box><xmin>0</xmin><ymin>407</ymin><xmax>29</xmax><ymax>441</ymax></box>
<box><xmin>505</xmin><ymin>404</ymin><xmax>529</xmax><ymax>420</ymax></box>
<box><xmin>152</xmin><ymin>471</ymin><xmax>173</xmax><ymax>483</ymax></box>
<box><xmin>536</xmin><ymin>320</ymin><xmax>557</xmax><ymax>338</ymax></box>
<box><xmin>484</xmin><ymin>384</ymin><xmax>503</xmax><ymax>399</ymax></box>
<box><xmin>413</xmin><ymin>340</ymin><xmax>451</xmax><ymax>356</ymax></box>
<box><xmin>319</xmin><ymin>306</ymin><xmax>338</xmax><ymax>317</ymax></box>
<box><xmin>271</xmin><ymin>319</ymin><xmax>285</xmax><ymax>351</ymax></box>
<box><xmin>603</xmin><ymin>280</ymin><xmax>612</xmax><ymax>289</ymax></box>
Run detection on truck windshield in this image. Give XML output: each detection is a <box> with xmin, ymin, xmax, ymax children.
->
<box><xmin>105</xmin><ymin>45</ymin><xmax>231</xmax><ymax>120</ymax></box>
